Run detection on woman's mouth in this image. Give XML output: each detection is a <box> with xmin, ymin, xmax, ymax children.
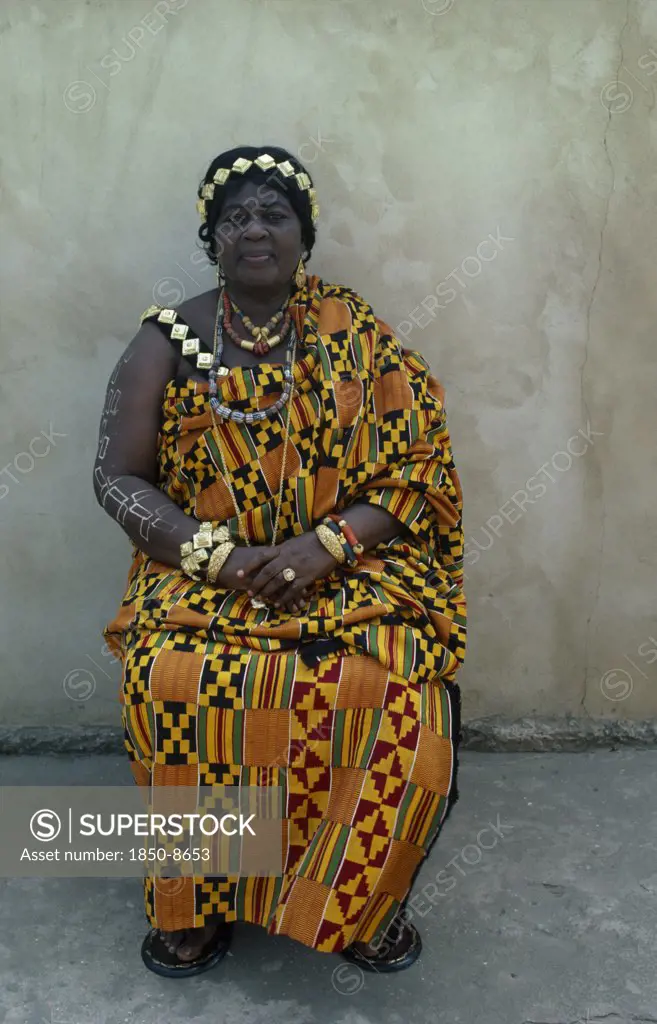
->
<box><xmin>241</xmin><ymin>253</ymin><xmax>274</xmax><ymax>264</ymax></box>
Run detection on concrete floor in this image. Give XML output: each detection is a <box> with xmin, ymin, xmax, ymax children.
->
<box><xmin>1</xmin><ymin>750</ymin><xmax>656</xmax><ymax>1024</ymax></box>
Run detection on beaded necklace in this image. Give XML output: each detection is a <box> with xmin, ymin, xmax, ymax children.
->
<box><xmin>208</xmin><ymin>290</ymin><xmax>296</xmax><ymax>424</ymax></box>
<box><xmin>223</xmin><ymin>292</ymin><xmax>292</xmax><ymax>356</ymax></box>
<box><xmin>207</xmin><ymin>292</ymin><xmax>297</xmax><ymax>605</ymax></box>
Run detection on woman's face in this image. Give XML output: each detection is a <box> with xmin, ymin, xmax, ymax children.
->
<box><xmin>214</xmin><ymin>179</ymin><xmax>303</xmax><ymax>292</ymax></box>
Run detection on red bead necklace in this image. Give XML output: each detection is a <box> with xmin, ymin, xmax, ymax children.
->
<box><xmin>222</xmin><ymin>292</ymin><xmax>292</xmax><ymax>356</ymax></box>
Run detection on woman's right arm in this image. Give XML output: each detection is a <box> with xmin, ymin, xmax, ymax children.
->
<box><xmin>92</xmin><ymin>323</ymin><xmax>279</xmax><ymax>586</ymax></box>
<box><xmin>92</xmin><ymin>323</ymin><xmax>199</xmax><ymax>567</ymax></box>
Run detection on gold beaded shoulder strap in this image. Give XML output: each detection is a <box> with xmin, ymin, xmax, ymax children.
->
<box><xmin>140</xmin><ymin>305</ymin><xmax>214</xmax><ymax>372</ymax></box>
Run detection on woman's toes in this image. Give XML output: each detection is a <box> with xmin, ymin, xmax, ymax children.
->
<box><xmin>175</xmin><ymin>942</ymin><xmax>198</xmax><ymax>962</ymax></box>
<box><xmin>160</xmin><ymin>929</ymin><xmax>185</xmax><ymax>954</ymax></box>
<box><xmin>175</xmin><ymin>925</ymin><xmax>214</xmax><ymax>961</ymax></box>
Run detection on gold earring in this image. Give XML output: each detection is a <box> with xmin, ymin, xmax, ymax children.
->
<box><xmin>294</xmin><ymin>257</ymin><xmax>306</xmax><ymax>290</ymax></box>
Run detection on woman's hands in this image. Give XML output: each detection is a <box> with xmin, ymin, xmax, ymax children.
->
<box><xmin>205</xmin><ymin>507</ymin><xmax>399</xmax><ymax>613</ymax></box>
<box><xmin>247</xmin><ymin>533</ymin><xmax>338</xmax><ymax>613</ymax></box>
<box><xmin>214</xmin><ymin>546</ymin><xmax>279</xmax><ymax>592</ymax></box>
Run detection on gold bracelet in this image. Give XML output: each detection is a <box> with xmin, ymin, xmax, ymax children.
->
<box><xmin>212</xmin><ymin>525</ymin><xmax>231</xmax><ymax>546</ymax></box>
<box><xmin>193</xmin><ymin>524</ymin><xmax>213</xmax><ymax>550</ymax></box>
<box><xmin>181</xmin><ymin>548</ymin><xmax>210</xmax><ymax>568</ymax></box>
<box><xmin>315</xmin><ymin>523</ymin><xmax>346</xmax><ymax>565</ymax></box>
<box><xmin>181</xmin><ymin>551</ymin><xmax>206</xmax><ymax>581</ymax></box>
<box><xmin>180</xmin><ymin>522</ymin><xmax>231</xmax><ymax>581</ymax></box>
<box><xmin>181</xmin><ymin>524</ymin><xmax>229</xmax><ymax>556</ymax></box>
<box><xmin>207</xmin><ymin>541</ymin><xmax>235</xmax><ymax>584</ymax></box>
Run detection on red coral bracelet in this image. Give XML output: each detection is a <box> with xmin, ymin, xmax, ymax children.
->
<box><xmin>328</xmin><ymin>514</ymin><xmax>365</xmax><ymax>564</ymax></box>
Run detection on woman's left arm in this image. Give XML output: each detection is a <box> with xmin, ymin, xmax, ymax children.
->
<box><xmin>330</xmin><ymin>503</ymin><xmax>402</xmax><ymax>549</ymax></box>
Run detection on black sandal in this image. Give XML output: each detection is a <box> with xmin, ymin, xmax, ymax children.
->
<box><xmin>141</xmin><ymin>923</ymin><xmax>233</xmax><ymax>978</ymax></box>
<box><xmin>341</xmin><ymin>921</ymin><xmax>422</xmax><ymax>974</ymax></box>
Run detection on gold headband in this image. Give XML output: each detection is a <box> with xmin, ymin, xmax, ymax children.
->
<box><xmin>196</xmin><ymin>152</ymin><xmax>320</xmax><ymax>226</ymax></box>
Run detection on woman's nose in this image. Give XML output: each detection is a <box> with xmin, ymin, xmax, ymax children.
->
<box><xmin>243</xmin><ymin>216</ymin><xmax>268</xmax><ymax>239</ymax></box>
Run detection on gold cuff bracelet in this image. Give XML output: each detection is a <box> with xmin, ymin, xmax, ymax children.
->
<box><xmin>207</xmin><ymin>541</ymin><xmax>236</xmax><ymax>584</ymax></box>
<box><xmin>315</xmin><ymin>523</ymin><xmax>346</xmax><ymax>565</ymax></box>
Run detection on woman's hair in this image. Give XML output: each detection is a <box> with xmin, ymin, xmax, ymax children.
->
<box><xmin>197</xmin><ymin>145</ymin><xmax>317</xmax><ymax>265</ymax></box>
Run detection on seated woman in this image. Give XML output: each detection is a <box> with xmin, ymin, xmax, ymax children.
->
<box><xmin>95</xmin><ymin>145</ymin><xmax>467</xmax><ymax>979</ymax></box>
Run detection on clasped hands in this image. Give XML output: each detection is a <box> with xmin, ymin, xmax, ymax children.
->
<box><xmin>215</xmin><ymin>532</ymin><xmax>338</xmax><ymax>614</ymax></box>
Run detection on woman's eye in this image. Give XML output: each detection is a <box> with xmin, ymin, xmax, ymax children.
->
<box><xmin>222</xmin><ymin>211</ymin><xmax>248</xmax><ymax>229</ymax></box>
<box><xmin>267</xmin><ymin>212</ymin><xmax>285</xmax><ymax>222</ymax></box>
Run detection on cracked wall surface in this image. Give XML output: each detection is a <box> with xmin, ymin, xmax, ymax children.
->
<box><xmin>0</xmin><ymin>0</ymin><xmax>655</xmax><ymax>725</ymax></box>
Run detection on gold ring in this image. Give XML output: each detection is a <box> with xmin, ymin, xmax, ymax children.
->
<box><xmin>282</xmin><ymin>567</ymin><xmax>296</xmax><ymax>583</ymax></box>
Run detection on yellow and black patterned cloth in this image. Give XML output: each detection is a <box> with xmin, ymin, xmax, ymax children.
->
<box><xmin>104</xmin><ymin>275</ymin><xmax>467</xmax><ymax>951</ymax></box>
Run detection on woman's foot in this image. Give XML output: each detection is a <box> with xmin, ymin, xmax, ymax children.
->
<box><xmin>343</xmin><ymin>921</ymin><xmax>422</xmax><ymax>973</ymax></box>
<box><xmin>141</xmin><ymin>921</ymin><xmax>233</xmax><ymax>977</ymax></box>
<box><xmin>158</xmin><ymin>925</ymin><xmax>223</xmax><ymax>962</ymax></box>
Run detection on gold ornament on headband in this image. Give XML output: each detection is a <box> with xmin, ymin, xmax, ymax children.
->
<box><xmin>196</xmin><ymin>152</ymin><xmax>320</xmax><ymax>226</ymax></box>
